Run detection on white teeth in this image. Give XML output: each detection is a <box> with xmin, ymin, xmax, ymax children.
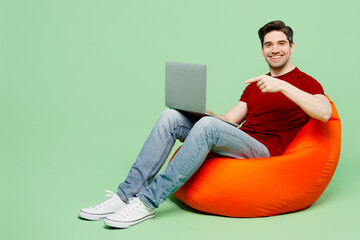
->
<box><xmin>271</xmin><ymin>55</ymin><xmax>281</xmax><ymax>59</ymax></box>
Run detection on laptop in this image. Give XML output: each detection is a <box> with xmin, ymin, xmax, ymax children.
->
<box><xmin>165</xmin><ymin>61</ymin><xmax>238</xmax><ymax>127</ymax></box>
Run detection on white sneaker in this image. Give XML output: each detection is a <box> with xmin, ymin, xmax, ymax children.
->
<box><xmin>104</xmin><ymin>197</ymin><xmax>155</xmax><ymax>228</ymax></box>
<box><xmin>78</xmin><ymin>190</ymin><xmax>127</xmax><ymax>220</ymax></box>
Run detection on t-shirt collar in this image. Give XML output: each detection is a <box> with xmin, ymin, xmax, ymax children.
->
<box><xmin>268</xmin><ymin>67</ymin><xmax>299</xmax><ymax>78</ymax></box>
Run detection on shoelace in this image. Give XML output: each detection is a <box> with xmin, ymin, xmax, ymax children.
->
<box><xmin>104</xmin><ymin>190</ymin><xmax>114</xmax><ymax>199</ymax></box>
<box><xmin>115</xmin><ymin>198</ymin><xmax>141</xmax><ymax>217</ymax></box>
<box><xmin>92</xmin><ymin>190</ymin><xmax>115</xmax><ymax>209</ymax></box>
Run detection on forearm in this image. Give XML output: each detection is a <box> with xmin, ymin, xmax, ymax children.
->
<box><xmin>207</xmin><ymin>101</ymin><xmax>247</xmax><ymax>125</ymax></box>
<box><xmin>213</xmin><ymin>113</ymin><xmax>231</xmax><ymax>122</ymax></box>
<box><xmin>280</xmin><ymin>82</ymin><xmax>332</xmax><ymax>122</ymax></box>
<box><xmin>207</xmin><ymin>109</ymin><xmax>230</xmax><ymax>121</ymax></box>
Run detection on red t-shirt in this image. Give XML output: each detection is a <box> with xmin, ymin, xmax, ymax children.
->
<box><xmin>239</xmin><ymin>67</ymin><xmax>324</xmax><ymax>156</ymax></box>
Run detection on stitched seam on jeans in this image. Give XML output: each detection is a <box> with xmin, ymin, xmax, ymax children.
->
<box><xmin>132</xmin><ymin>125</ymin><xmax>192</xmax><ymax>197</ymax></box>
<box><xmin>210</xmin><ymin>128</ymin><xmax>269</xmax><ymax>157</ymax></box>
<box><xmin>143</xmin><ymin>125</ymin><xmax>192</xmax><ymax>182</ymax></box>
<box><xmin>158</xmin><ymin>129</ymin><xmax>212</xmax><ymax>200</ymax></box>
<box><xmin>132</xmin><ymin>137</ymin><xmax>173</xmax><ymax>196</ymax></box>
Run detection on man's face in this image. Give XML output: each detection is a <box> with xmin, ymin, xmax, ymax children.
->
<box><xmin>262</xmin><ymin>31</ymin><xmax>295</xmax><ymax>70</ymax></box>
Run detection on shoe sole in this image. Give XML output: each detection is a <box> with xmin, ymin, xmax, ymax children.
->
<box><xmin>103</xmin><ymin>213</ymin><xmax>155</xmax><ymax>228</ymax></box>
<box><xmin>78</xmin><ymin>210</ymin><xmax>114</xmax><ymax>221</ymax></box>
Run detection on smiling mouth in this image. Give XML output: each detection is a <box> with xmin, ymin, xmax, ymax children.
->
<box><xmin>269</xmin><ymin>55</ymin><xmax>283</xmax><ymax>60</ymax></box>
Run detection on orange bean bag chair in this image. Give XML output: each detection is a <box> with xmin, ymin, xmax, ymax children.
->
<box><xmin>170</xmin><ymin>98</ymin><xmax>341</xmax><ymax>217</ymax></box>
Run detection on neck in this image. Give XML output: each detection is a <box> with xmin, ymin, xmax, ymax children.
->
<box><xmin>269</xmin><ymin>63</ymin><xmax>295</xmax><ymax>77</ymax></box>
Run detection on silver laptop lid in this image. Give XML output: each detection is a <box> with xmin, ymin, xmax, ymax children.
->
<box><xmin>165</xmin><ymin>62</ymin><xmax>207</xmax><ymax>114</ymax></box>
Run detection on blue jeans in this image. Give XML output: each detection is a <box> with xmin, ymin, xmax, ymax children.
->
<box><xmin>117</xmin><ymin>109</ymin><xmax>270</xmax><ymax>209</ymax></box>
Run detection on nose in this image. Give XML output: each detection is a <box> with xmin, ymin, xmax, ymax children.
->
<box><xmin>271</xmin><ymin>44</ymin><xmax>280</xmax><ymax>53</ymax></box>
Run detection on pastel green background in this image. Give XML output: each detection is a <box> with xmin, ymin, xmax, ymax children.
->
<box><xmin>1</xmin><ymin>0</ymin><xmax>359</xmax><ymax>239</ymax></box>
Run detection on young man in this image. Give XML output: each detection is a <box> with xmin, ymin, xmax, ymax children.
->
<box><xmin>78</xmin><ymin>20</ymin><xmax>332</xmax><ymax>228</ymax></box>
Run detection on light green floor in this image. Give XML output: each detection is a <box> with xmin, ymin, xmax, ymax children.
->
<box><xmin>3</xmin><ymin>150</ymin><xmax>359</xmax><ymax>240</ymax></box>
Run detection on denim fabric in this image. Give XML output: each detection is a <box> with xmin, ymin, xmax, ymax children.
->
<box><xmin>117</xmin><ymin>109</ymin><xmax>270</xmax><ymax>209</ymax></box>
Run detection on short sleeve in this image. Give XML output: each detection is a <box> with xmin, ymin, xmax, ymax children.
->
<box><xmin>240</xmin><ymin>85</ymin><xmax>250</xmax><ymax>102</ymax></box>
<box><xmin>301</xmin><ymin>76</ymin><xmax>325</xmax><ymax>95</ymax></box>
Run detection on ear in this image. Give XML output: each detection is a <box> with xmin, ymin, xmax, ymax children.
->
<box><xmin>261</xmin><ymin>46</ymin><xmax>265</xmax><ymax>56</ymax></box>
<box><xmin>290</xmin><ymin>42</ymin><xmax>295</xmax><ymax>53</ymax></box>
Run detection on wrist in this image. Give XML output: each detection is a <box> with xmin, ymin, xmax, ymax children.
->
<box><xmin>279</xmin><ymin>80</ymin><xmax>290</xmax><ymax>93</ymax></box>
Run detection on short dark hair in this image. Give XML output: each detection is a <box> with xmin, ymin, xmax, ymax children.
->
<box><xmin>258</xmin><ymin>20</ymin><xmax>293</xmax><ymax>47</ymax></box>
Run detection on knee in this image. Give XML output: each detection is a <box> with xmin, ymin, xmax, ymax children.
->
<box><xmin>190</xmin><ymin>117</ymin><xmax>220</xmax><ymax>147</ymax></box>
<box><xmin>193</xmin><ymin>116</ymin><xmax>218</xmax><ymax>132</ymax></box>
<box><xmin>158</xmin><ymin>109</ymin><xmax>185</xmax><ymax>128</ymax></box>
<box><xmin>160</xmin><ymin>109</ymin><xmax>182</xmax><ymax>121</ymax></box>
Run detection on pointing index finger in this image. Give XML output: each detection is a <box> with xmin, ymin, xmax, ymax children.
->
<box><xmin>245</xmin><ymin>76</ymin><xmax>262</xmax><ymax>84</ymax></box>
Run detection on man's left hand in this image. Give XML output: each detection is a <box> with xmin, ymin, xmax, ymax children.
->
<box><xmin>245</xmin><ymin>75</ymin><xmax>286</xmax><ymax>93</ymax></box>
